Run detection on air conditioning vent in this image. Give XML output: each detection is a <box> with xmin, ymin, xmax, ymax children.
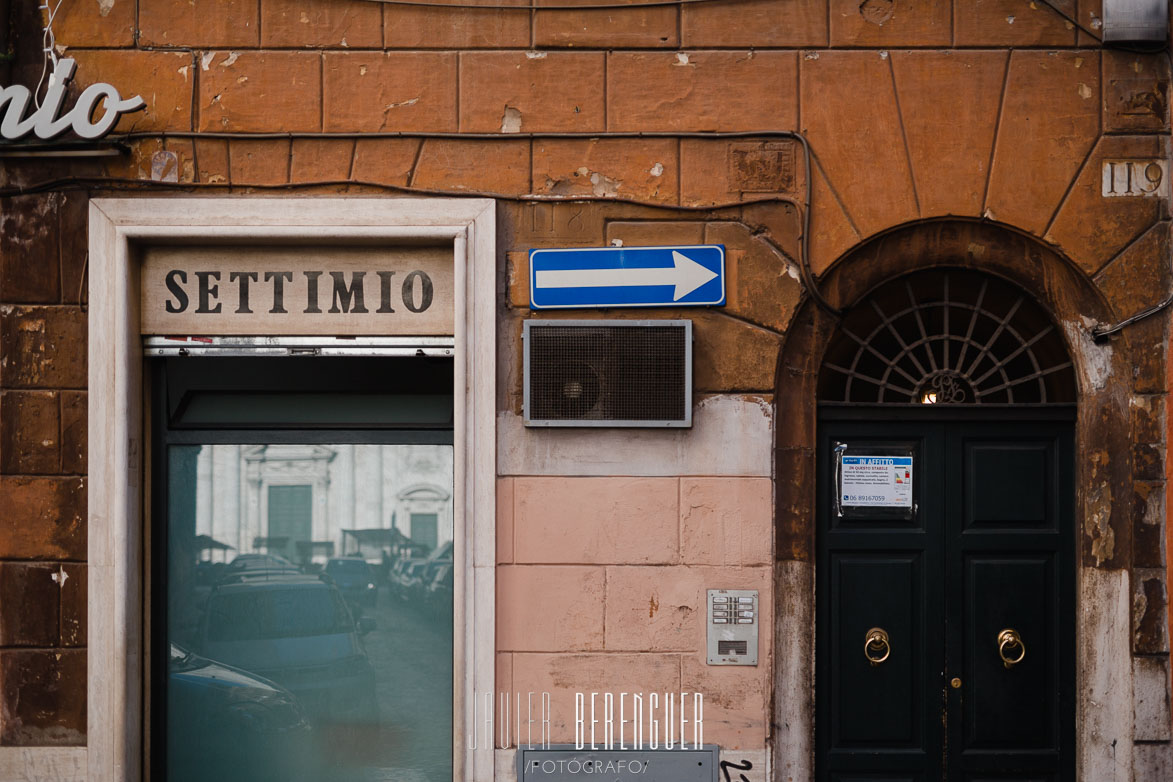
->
<box><xmin>1103</xmin><ymin>0</ymin><xmax>1168</xmax><ymax>44</ymax></box>
<box><xmin>523</xmin><ymin>320</ymin><xmax>692</xmax><ymax>427</ymax></box>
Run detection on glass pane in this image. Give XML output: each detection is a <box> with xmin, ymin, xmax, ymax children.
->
<box><xmin>166</xmin><ymin>443</ymin><xmax>454</xmax><ymax>782</ymax></box>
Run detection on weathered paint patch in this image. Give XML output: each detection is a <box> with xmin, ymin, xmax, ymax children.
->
<box><xmin>0</xmin><ymin>748</ymin><xmax>86</xmax><ymax>781</ymax></box>
<box><xmin>497</xmin><ymin>395</ymin><xmax>773</xmax><ymax>477</ymax></box>
<box><xmin>1086</xmin><ymin>449</ymin><xmax>1116</xmax><ymax>565</ymax></box>
<box><xmin>1133</xmin><ymin>572</ymin><xmax>1169</xmax><ymax>653</ymax></box>
<box><xmin>501</xmin><ymin>106</ymin><xmax>522</xmax><ymax>133</ymax></box>
<box><xmin>1064</xmin><ymin>317</ymin><xmax>1113</xmax><ymax>392</ymax></box>
<box><xmin>1133</xmin><ymin>652</ymin><xmax>1172</xmax><ymax>741</ymax></box>
<box><xmin>587</xmin><ymin>170</ymin><xmax>620</xmax><ymax>197</ymax></box>
<box><xmin>859</xmin><ymin>0</ymin><xmax>894</xmax><ymax>25</ymax></box>
<box><xmin>774</xmin><ymin>560</ymin><xmax>813</xmax><ymax>782</ymax></box>
<box><xmin>1078</xmin><ymin>568</ymin><xmax>1132</xmax><ymax>782</ymax></box>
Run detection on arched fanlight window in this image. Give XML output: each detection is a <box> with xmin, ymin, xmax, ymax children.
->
<box><xmin>818</xmin><ymin>269</ymin><xmax>1076</xmax><ymax>404</ymax></box>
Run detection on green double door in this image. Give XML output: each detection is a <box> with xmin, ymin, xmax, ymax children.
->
<box><xmin>816</xmin><ymin>411</ymin><xmax>1075</xmax><ymax>782</ymax></box>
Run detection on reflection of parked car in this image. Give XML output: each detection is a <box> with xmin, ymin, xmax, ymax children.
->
<box><xmin>389</xmin><ymin>558</ymin><xmax>427</xmax><ymax>602</ymax></box>
<box><xmin>413</xmin><ymin>541</ymin><xmax>453</xmax><ymax>606</ymax></box>
<box><xmin>424</xmin><ymin>562</ymin><xmax>453</xmax><ymax>620</ymax></box>
<box><xmin>168</xmin><ymin>643</ymin><xmax>313</xmax><ymax>782</ymax></box>
<box><xmin>224</xmin><ymin>553</ymin><xmax>296</xmax><ymax>574</ymax></box>
<box><xmin>198</xmin><ymin>577</ymin><xmax>378</xmax><ymax>725</ymax></box>
<box><xmin>217</xmin><ymin>567</ymin><xmax>303</xmax><ymax>585</ymax></box>
<box><xmin>176</xmin><ymin>563</ymin><xmax>227</xmax><ymax>645</ymax></box>
<box><xmin>412</xmin><ymin>561</ymin><xmax>443</xmax><ymax>604</ymax></box>
<box><xmin>323</xmin><ymin>557</ymin><xmax>377</xmax><ymax>611</ymax></box>
<box><xmin>195</xmin><ymin>560</ymin><xmax>226</xmax><ymax>586</ymax></box>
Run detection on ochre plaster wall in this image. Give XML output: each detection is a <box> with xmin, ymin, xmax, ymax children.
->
<box><xmin>0</xmin><ymin>0</ymin><xmax>1170</xmax><ymax>775</ymax></box>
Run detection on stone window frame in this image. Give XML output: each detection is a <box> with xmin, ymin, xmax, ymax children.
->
<box><xmin>85</xmin><ymin>198</ymin><xmax>498</xmax><ymax>782</ymax></box>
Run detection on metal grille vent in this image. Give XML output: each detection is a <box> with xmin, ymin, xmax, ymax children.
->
<box><xmin>524</xmin><ymin>320</ymin><xmax>692</xmax><ymax>427</ymax></box>
<box><xmin>718</xmin><ymin>640</ymin><xmax>748</xmax><ymax>656</ymax></box>
<box><xmin>819</xmin><ymin>270</ymin><xmax>1076</xmax><ymax>405</ymax></box>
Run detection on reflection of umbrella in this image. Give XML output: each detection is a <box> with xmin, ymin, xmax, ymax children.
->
<box><xmin>192</xmin><ymin>534</ymin><xmax>235</xmax><ymax>563</ymax></box>
<box><xmin>193</xmin><ymin>534</ymin><xmax>234</xmax><ymax>552</ymax></box>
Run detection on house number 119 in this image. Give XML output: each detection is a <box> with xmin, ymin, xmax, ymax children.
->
<box><xmin>1102</xmin><ymin>160</ymin><xmax>1169</xmax><ymax>198</ymax></box>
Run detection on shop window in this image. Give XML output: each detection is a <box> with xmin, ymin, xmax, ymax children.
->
<box><xmin>87</xmin><ymin>197</ymin><xmax>496</xmax><ymax>782</ymax></box>
<box><xmin>153</xmin><ymin>356</ymin><xmax>455</xmax><ymax>782</ymax></box>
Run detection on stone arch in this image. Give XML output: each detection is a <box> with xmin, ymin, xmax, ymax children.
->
<box><xmin>772</xmin><ymin>218</ymin><xmax>1148</xmax><ymax>782</ymax></box>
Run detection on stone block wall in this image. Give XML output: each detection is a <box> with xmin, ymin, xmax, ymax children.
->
<box><xmin>496</xmin><ymin>476</ymin><xmax>774</xmax><ymax>748</ymax></box>
<box><xmin>0</xmin><ymin>191</ymin><xmax>89</xmax><ymax>746</ymax></box>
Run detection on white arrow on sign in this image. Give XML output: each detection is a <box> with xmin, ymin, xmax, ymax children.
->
<box><xmin>534</xmin><ymin>251</ymin><xmax>719</xmax><ymax>301</ymax></box>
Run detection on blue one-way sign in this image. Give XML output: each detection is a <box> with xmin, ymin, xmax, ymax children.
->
<box><xmin>529</xmin><ymin>245</ymin><xmax>725</xmax><ymax>310</ymax></box>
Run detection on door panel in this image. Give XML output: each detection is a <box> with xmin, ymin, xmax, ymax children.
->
<box><xmin>949</xmin><ymin>424</ymin><xmax>1072</xmax><ymax>781</ymax></box>
<box><xmin>817</xmin><ymin>413</ymin><xmax>1073</xmax><ymax>782</ymax></box>
<box><xmin>963</xmin><ymin>557</ymin><xmax>1054</xmax><ymax>749</ymax></box>
<box><xmin>832</xmin><ymin>554</ymin><xmax>924</xmax><ymax>748</ymax></box>
<box><xmin>818</xmin><ymin>423</ymin><xmax>942</xmax><ymax>779</ymax></box>
<box><xmin>964</xmin><ymin>443</ymin><xmax>1052</xmax><ymax>529</ymax></box>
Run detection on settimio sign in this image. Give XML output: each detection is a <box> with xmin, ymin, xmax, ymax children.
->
<box><xmin>0</xmin><ymin>58</ymin><xmax>145</xmax><ymax>141</ymax></box>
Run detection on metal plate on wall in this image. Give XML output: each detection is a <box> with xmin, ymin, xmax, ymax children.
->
<box><xmin>707</xmin><ymin>589</ymin><xmax>758</xmax><ymax>665</ymax></box>
<box><xmin>518</xmin><ymin>745</ymin><xmax>718</xmax><ymax>782</ymax></box>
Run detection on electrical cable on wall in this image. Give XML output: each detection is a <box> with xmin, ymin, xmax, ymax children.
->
<box><xmin>34</xmin><ymin>0</ymin><xmax>63</xmax><ymax>109</ymax></box>
<box><xmin>10</xmin><ymin>104</ymin><xmax>1173</xmax><ymax>333</ymax></box>
<box><xmin>1092</xmin><ymin>292</ymin><xmax>1173</xmax><ymax>341</ymax></box>
<box><xmin>0</xmin><ymin>129</ymin><xmax>843</xmax><ymax>318</ymax></box>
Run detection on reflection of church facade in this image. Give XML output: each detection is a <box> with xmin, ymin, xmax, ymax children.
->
<box><xmin>193</xmin><ymin>444</ymin><xmax>453</xmax><ymax>564</ymax></box>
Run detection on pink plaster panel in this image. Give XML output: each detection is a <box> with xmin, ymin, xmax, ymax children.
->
<box><xmin>498</xmin><ymin>565</ymin><xmax>606</xmax><ymax>651</ymax></box>
<box><xmin>498</xmin><ymin>477</ymin><xmax>515</xmax><ymax>564</ymax></box>
<box><xmin>604</xmin><ymin>566</ymin><xmax>772</xmax><ymax>653</ymax></box>
<box><xmin>497</xmin><ymin>652</ymin><xmax>514</xmax><ymax>704</ymax></box>
<box><xmin>513</xmin><ymin>477</ymin><xmax>679</xmax><ymax>564</ymax></box>
<box><xmin>510</xmin><ymin>653</ymin><xmax>682</xmax><ymax>745</ymax></box>
<box><xmin>680</xmin><ymin>653</ymin><xmax>771</xmax><ymax>748</ymax></box>
<box><xmin>680</xmin><ymin>478</ymin><xmax>773</xmax><ymax>566</ymax></box>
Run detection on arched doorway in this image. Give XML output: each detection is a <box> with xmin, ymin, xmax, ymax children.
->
<box><xmin>773</xmin><ymin>220</ymin><xmax>1145</xmax><ymax>782</ymax></box>
<box><xmin>813</xmin><ymin>268</ymin><xmax>1076</xmax><ymax>780</ymax></box>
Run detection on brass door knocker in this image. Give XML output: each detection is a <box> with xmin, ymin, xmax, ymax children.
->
<box><xmin>997</xmin><ymin>628</ymin><xmax>1025</xmax><ymax>669</ymax></box>
<box><xmin>864</xmin><ymin>627</ymin><xmax>890</xmax><ymax>666</ymax></box>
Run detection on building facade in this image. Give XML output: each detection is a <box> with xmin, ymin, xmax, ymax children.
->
<box><xmin>0</xmin><ymin>1</ymin><xmax>1171</xmax><ymax>781</ymax></box>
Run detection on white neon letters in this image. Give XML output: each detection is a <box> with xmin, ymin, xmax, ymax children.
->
<box><xmin>0</xmin><ymin>59</ymin><xmax>145</xmax><ymax>141</ymax></box>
